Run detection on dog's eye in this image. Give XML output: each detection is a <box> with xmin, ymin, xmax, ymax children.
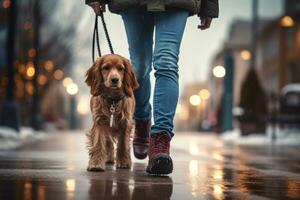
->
<box><xmin>118</xmin><ymin>67</ymin><xmax>125</xmax><ymax>72</ymax></box>
<box><xmin>102</xmin><ymin>66</ymin><xmax>109</xmax><ymax>71</ymax></box>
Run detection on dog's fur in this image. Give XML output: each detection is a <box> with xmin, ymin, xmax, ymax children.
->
<box><xmin>85</xmin><ymin>54</ymin><xmax>139</xmax><ymax>171</ymax></box>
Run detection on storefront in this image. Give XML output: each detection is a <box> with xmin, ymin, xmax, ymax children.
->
<box><xmin>0</xmin><ymin>6</ymin><xmax>8</xmax><ymax>70</ymax></box>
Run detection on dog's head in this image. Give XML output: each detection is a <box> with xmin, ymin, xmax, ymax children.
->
<box><xmin>85</xmin><ymin>54</ymin><xmax>139</xmax><ymax>97</ymax></box>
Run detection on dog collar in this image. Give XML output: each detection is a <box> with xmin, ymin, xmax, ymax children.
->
<box><xmin>100</xmin><ymin>93</ymin><xmax>126</xmax><ymax>105</ymax></box>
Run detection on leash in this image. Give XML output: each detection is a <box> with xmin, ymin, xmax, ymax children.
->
<box><xmin>92</xmin><ymin>13</ymin><xmax>117</xmax><ymax>128</ymax></box>
<box><xmin>92</xmin><ymin>13</ymin><xmax>114</xmax><ymax>63</ymax></box>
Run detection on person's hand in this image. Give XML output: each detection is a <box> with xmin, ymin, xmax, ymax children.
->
<box><xmin>198</xmin><ymin>17</ymin><xmax>213</xmax><ymax>30</ymax></box>
<box><xmin>88</xmin><ymin>1</ymin><xmax>105</xmax><ymax>15</ymax></box>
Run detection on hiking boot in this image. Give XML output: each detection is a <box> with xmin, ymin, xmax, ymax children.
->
<box><xmin>133</xmin><ymin>119</ymin><xmax>151</xmax><ymax>159</ymax></box>
<box><xmin>146</xmin><ymin>132</ymin><xmax>173</xmax><ymax>175</ymax></box>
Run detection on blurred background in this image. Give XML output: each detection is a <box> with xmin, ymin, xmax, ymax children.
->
<box><xmin>0</xmin><ymin>0</ymin><xmax>299</xmax><ymax>138</ymax></box>
<box><xmin>1</xmin><ymin>1</ymin><xmax>300</xmax><ymax>200</ymax></box>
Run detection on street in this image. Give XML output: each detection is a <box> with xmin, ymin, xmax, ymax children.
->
<box><xmin>0</xmin><ymin>132</ymin><xmax>300</xmax><ymax>200</ymax></box>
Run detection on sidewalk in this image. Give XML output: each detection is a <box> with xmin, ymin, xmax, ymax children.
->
<box><xmin>0</xmin><ymin>131</ymin><xmax>300</xmax><ymax>200</ymax></box>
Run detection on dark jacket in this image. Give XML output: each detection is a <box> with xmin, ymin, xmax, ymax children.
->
<box><xmin>85</xmin><ymin>0</ymin><xmax>219</xmax><ymax>18</ymax></box>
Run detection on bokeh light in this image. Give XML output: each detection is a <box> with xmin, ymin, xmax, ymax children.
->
<box><xmin>77</xmin><ymin>95</ymin><xmax>90</xmax><ymax>115</ymax></box>
<box><xmin>53</xmin><ymin>70</ymin><xmax>64</xmax><ymax>80</ymax></box>
<box><xmin>28</xmin><ymin>48</ymin><xmax>36</xmax><ymax>58</ymax></box>
<box><xmin>199</xmin><ymin>89</ymin><xmax>210</xmax><ymax>100</ymax></box>
<box><xmin>2</xmin><ymin>0</ymin><xmax>10</xmax><ymax>9</ymax></box>
<box><xmin>280</xmin><ymin>16</ymin><xmax>294</xmax><ymax>27</ymax></box>
<box><xmin>44</xmin><ymin>60</ymin><xmax>54</xmax><ymax>72</ymax></box>
<box><xmin>66</xmin><ymin>83</ymin><xmax>79</xmax><ymax>96</ymax></box>
<box><xmin>38</xmin><ymin>75</ymin><xmax>47</xmax><ymax>85</ymax></box>
<box><xmin>63</xmin><ymin>77</ymin><xmax>73</xmax><ymax>87</ymax></box>
<box><xmin>26</xmin><ymin>65</ymin><xmax>35</xmax><ymax>78</ymax></box>
<box><xmin>213</xmin><ymin>65</ymin><xmax>226</xmax><ymax>78</ymax></box>
<box><xmin>240</xmin><ymin>50</ymin><xmax>251</xmax><ymax>61</ymax></box>
<box><xmin>25</xmin><ymin>83</ymin><xmax>34</xmax><ymax>95</ymax></box>
<box><xmin>189</xmin><ymin>95</ymin><xmax>201</xmax><ymax>106</ymax></box>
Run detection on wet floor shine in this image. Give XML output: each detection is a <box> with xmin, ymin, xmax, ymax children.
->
<box><xmin>0</xmin><ymin>131</ymin><xmax>300</xmax><ymax>200</ymax></box>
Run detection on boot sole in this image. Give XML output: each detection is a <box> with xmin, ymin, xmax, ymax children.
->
<box><xmin>146</xmin><ymin>154</ymin><xmax>173</xmax><ymax>176</ymax></box>
<box><xmin>134</xmin><ymin>151</ymin><xmax>148</xmax><ymax>160</ymax></box>
<box><xmin>133</xmin><ymin>145</ymin><xmax>148</xmax><ymax>160</ymax></box>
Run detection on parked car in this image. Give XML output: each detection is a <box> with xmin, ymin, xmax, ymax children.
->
<box><xmin>278</xmin><ymin>84</ymin><xmax>300</xmax><ymax>128</ymax></box>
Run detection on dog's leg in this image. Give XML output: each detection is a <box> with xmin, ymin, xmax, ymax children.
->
<box><xmin>116</xmin><ymin>124</ymin><xmax>132</xmax><ymax>169</ymax></box>
<box><xmin>86</xmin><ymin>125</ymin><xmax>107</xmax><ymax>171</ymax></box>
<box><xmin>106</xmin><ymin>137</ymin><xmax>115</xmax><ymax>164</ymax></box>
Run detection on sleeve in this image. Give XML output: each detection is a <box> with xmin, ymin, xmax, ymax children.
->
<box><xmin>198</xmin><ymin>0</ymin><xmax>219</xmax><ymax>18</ymax></box>
<box><xmin>85</xmin><ymin>0</ymin><xmax>100</xmax><ymax>5</ymax></box>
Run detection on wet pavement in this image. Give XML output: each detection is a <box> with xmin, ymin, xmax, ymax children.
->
<box><xmin>0</xmin><ymin>131</ymin><xmax>300</xmax><ymax>200</ymax></box>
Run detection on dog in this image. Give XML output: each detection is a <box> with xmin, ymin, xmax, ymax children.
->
<box><xmin>85</xmin><ymin>54</ymin><xmax>139</xmax><ymax>171</ymax></box>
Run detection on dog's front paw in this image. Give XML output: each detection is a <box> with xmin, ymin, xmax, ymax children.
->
<box><xmin>106</xmin><ymin>154</ymin><xmax>115</xmax><ymax>164</ymax></box>
<box><xmin>106</xmin><ymin>160</ymin><xmax>115</xmax><ymax>165</ymax></box>
<box><xmin>116</xmin><ymin>160</ymin><xmax>132</xmax><ymax>169</ymax></box>
<box><xmin>87</xmin><ymin>164</ymin><xmax>105</xmax><ymax>172</ymax></box>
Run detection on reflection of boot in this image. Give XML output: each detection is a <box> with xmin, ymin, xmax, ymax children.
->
<box><xmin>146</xmin><ymin>132</ymin><xmax>173</xmax><ymax>175</ymax></box>
<box><xmin>133</xmin><ymin>120</ymin><xmax>151</xmax><ymax>159</ymax></box>
<box><xmin>131</xmin><ymin>176</ymin><xmax>173</xmax><ymax>200</ymax></box>
<box><xmin>150</xmin><ymin>178</ymin><xmax>173</xmax><ymax>200</ymax></box>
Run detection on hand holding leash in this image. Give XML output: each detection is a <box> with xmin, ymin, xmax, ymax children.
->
<box><xmin>88</xmin><ymin>1</ymin><xmax>106</xmax><ymax>15</ymax></box>
<box><xmin>198</xmin><ymin>17</ymin><xmax>213</xmax><ymax>30</ymax></box>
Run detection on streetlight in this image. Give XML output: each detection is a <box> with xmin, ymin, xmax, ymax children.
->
<box><xmin>280</xmin><ymin>16</ymin><xmax>294</xmax><ymax>28</ymax></box>
<box><xmin>240</xmin><ymin>50</ymin><xmax>252</xmax><ymax>61</ymax></box>
<box><xmin>278</xmin><ymin>16</ymin><xmax>294</xmax><ymax>90</ymax></box>
<box><xmin>66</xmin><ymin>83</ymin><xmax>79</xmax><ymax>129</ymax></box>
<box><xmin>213</xmin><ymin>65</ymin><xmax>226</xmax><ymax>78</ymax></box>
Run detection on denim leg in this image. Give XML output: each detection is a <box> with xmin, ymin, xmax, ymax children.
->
<box><xmin>121</xmin><ymin>9</ymin><xmax>154</xmax><ymax>121</ymax></box>
<box><xmin>151</xmin><ymin>10</ymin><xmax>188</xmax><ymax>138</ymax></box>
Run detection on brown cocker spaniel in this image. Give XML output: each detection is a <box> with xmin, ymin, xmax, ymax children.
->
<box><xmin>85</xmin><ymin>54</ymin><xmax>139</xmax><ymax>171</ymax></box>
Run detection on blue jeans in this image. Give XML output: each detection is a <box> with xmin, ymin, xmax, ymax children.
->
<box><xmin>121</xmin><ymin>8</ymin><xmax>188</xmax><ymax>138</ymax></box>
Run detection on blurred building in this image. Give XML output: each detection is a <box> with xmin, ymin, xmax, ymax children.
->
<box><xmin>257</xmin><ymin>0</ymin><xmax>300</xmax><ymax>95</ymax></box>
<box><xmin>0</xmin><ymin>5</ymin><xmax>7</xmax><ymax>71</ymax></box>
<box><xmin>0</xmin><ymin>0</ymin><xmax>85</xmax><ymax>130</ymax></box>
<box><xmin>285</xmin><ymin>0</ymin><xmax>300</xmax><ymax>14</ymax></box>
<box><xmin>208</xmin><ymin>20</ymin><xmax>253</xmax><ymax>123</ymax></box>
<box><xmin>207</xmin><ymin>19</ymin><xmax>270</xmax><ymax>131</ymax></box>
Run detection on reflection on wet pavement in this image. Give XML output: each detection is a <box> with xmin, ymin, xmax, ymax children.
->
<box><xmin>0</xmin><ymin>132</ymin><xmax>300</xmax><ymax>199</ymax></box>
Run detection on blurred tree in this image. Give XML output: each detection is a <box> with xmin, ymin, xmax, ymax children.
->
<box><xmin>0</xmin><ymin>0</ymin><xmax>84</xmax><ymax>129</ymax></box>
<box><xmin>237</xmin><ymin>0</ymin><xmax>267</xmax><ymax>135</ymax></box>
<box><xmin>239</xmin><ymin>68</ymin><xmax>267</xmax><ymax>135</ymax></box>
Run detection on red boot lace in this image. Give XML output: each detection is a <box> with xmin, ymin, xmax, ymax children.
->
<box><xmin>149</xmin><ymin>133</ymin><xmax>170</xmax><ymax>159</ymax></box>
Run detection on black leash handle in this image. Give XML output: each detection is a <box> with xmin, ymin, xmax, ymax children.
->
<box><xmin>92</xmin><ymin>13</ymin><xmax>114</xmax><ymax>63</ymax></box>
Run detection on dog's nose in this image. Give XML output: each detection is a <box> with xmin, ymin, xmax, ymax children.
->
<box><xmin>111</xmin><ymin>77</ymin><xmax>119</xmax><ymax>84</ymax></box>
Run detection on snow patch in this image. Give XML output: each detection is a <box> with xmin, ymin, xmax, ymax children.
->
<box><xmin>221</xmin><ymin>128</ymin><xmax>300</xmax><ymax>146</ymax></box>
<box><xmin>0</xmin><ymin>126</ymin><xmax>46</xmax><ymax>150</ymax></box>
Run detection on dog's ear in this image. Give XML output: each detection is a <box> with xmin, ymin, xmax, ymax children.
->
<box><xmin>123</xmin><ymin>58</ymin><xmax>139</xmax><ymax>97</ymax></box>
<box><xmin>85</xmin><ymin>57</ymin><xmax>104</xmax><ymax>96</ymax></box>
